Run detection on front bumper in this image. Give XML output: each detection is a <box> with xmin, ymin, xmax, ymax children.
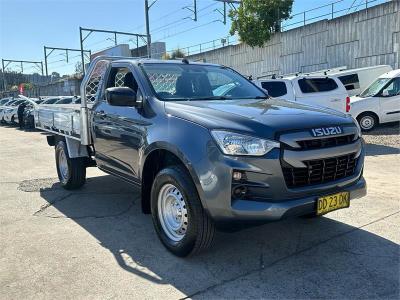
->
<box><xmin>228</xmin><ymin>176</ymin><xmax>366</xmax><ymax>222</ymax></box>
<box><xmin>191</xmin><ymin>129</ymin><xmax>366</xmax><ymax>225</ymax></box>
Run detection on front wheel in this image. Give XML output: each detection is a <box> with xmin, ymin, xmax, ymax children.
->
<box><xmin>55</xmin><ymin>141</ymin><xmax>86</xmax><ymax>190</ymax></box>
<box><xmin>151</xmin><ymin>166</ymin><xmax>215</xmax><ymax>257</ymax></box>
<box><xmin>358</xmin><ymin>113</ymin><xmax>377</xmax><ymax>131</ymax></box>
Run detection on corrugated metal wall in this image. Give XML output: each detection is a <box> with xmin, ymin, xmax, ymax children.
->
<box><xmin>188</xmin><ymin>1</ymin><xmax>400</xmax><ymax>77</ymax></box>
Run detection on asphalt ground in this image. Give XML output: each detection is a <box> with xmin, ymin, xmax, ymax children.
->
<box><xmin>0</xmin><ymin>124</ymin><xmax>399</xmax><ymax>299</ymax></box>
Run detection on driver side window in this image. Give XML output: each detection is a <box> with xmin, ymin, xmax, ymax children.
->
<box><xmin>106</xmin><ymin>67</ymin><xmax>139</xmax><ymax>92</ymax></box>
<box><xmin>381</xmin><ymin>78</ymin><xmax>400</xmax><ymax>97</ymax></box>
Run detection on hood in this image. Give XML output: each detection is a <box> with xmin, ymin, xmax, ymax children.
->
<box><xmin>350</xmin><ymin>95</ymin><xmax>371</xmax><ymax>103</ymax></box>
<box><xmin>165</xmin><ymin>98</ymin><xmax>355</xmax><ymax>139</ymax></box>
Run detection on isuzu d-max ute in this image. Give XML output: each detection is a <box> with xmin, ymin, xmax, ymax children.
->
<box><xmin>35</xmin><ymin>56</ymin><xmax>366</xmax><ymax>257</ymax></box>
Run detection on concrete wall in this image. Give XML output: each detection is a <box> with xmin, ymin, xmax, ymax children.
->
<box><xmin>188</xmin><ymin>1</ymin><xmax>400</xmax><ymax>77</ymax></box>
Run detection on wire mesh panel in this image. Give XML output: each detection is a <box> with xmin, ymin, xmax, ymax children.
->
<box><xmin>147</xmin><ymin>72</ymin><xmax>179</xmax><ymax>94</ymax></box>
<box><xmin>115</xmin><ymin>71</ymin><xmax>126</xmax><ymax>87</ymax></box>
<box><xmin>85</xmin><ymin>60</ymin><xmax>110</xmax><ymax>102</ymax></box>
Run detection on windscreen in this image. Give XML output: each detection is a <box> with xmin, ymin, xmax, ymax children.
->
<box><xmin>55</xmin><ymin>98</ymin><xmax>73</xmax><ymax>104</ymax></box>
<box><xmin>11</xmin><ymin>100</ymin><xmax>25</xmax><ymax>106</ymax></box>
<box><xmin>42</xmin><ymin>98</ymin><xmax>59</xmax><ymax>104</ymax></box>
<box><xmin>141</xmin><ymin>63</ymin><xmax>265</xmax><ymax>101</ymax></box>
<box><xmin>359</xmin><ymin>78</ymin><xmax>391</xmax><ymax>97</ymax></box>
<box><xmin>5</xmin><ymin>100</ymin><xmax>16</xmax><ymax>106</ymax></box>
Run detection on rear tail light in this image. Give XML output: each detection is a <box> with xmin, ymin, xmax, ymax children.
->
<box><xmin>346</xmin><ymin>96</ymin><xmax>351</xmax><ymax>112</ymax></box>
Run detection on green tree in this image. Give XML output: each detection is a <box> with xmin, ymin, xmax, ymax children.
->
<box><xmin>170</xmin><ymin>48</ymin><xmax>186</xmax><ymax>59</ymax></box>
<box><xmin>229</xmin><ymin>0</ymin><xmax>294</xmax><ymax>47</ymax></box>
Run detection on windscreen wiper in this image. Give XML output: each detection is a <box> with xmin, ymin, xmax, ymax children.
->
<box><xmin>190</xmin><ymin>96</ymin><xmax>232</xmax><ymax>100</ymax></box>
<box><xmin>241</xmin><ymin>96</ymin><xmax>269</xmax><ymax>99</ymax></box>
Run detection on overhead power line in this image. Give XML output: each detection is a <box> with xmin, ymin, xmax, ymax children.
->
<box><xmin>154</xmin><ymin>19</ymin><xmax>220</xmax><ymax>43</ymax></box>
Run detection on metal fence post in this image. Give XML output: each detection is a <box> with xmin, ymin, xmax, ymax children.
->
<box><xmin>331</xmin><ymin>3</ymin><xmax>334</xmax><ymax>19</ymax></box>
<box><xmin>303</xmin><ymin>11</ymin><xmax>306</xmax><ymax>26</ymax></box>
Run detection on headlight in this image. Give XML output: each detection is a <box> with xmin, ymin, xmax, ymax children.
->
<box><xmin>211</xmin><ymin>130</ymin><xmax>280</xmax><ymax>156</ymax></box>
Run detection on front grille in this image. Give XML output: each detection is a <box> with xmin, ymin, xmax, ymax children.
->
<box><xmin>297</xmin><ymin>134</ymin><xmax>354</xmax><ymax>150</ymax></box>
<box><xmin>282</xmin><ymin>153</ymin><xmax>358</xmax><ymax>188</ymax></box>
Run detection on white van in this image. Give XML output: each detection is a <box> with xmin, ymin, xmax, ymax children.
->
<box><xmin>328</xmin><ymin>65</ymin><xmax>393</xmax><ymax>97</ymax></box>
<box><xmin>254</xmin><ymin>75</ymin><xmax>349</xmax><ymax>113</ymax></box>
<box><xmin>349</xmin><ymin>69</ymin><xmax>400</xmax><ymax>131</ymax></box>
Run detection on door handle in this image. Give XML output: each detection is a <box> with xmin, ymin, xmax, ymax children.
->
<box><xmin>331</xmin><ymin>99</ymin><xmax>341</xmax><ymax>102</ymax></box>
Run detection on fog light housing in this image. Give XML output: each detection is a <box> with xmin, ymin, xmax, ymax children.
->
<box><xmin>232</xmin><ymin>171</ymin><xmax>243</xmax><ymax>181</ymax></box>
<box><xmin>232</xmin><ymin>185</ymin><xmax>247</xmax><ymax>199</ymax></box>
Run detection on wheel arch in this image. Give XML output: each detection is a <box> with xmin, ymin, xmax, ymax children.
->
<box><xmin>140</xmin><ymin>143</ymin><xmax>202</xmax><ymax>214</ymax></box>
<box><xmin>356</xmin><ymin>110</ymin><xmax>380</xmax><ymax>123</ymax></box>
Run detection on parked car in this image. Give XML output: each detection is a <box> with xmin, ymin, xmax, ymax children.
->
<box><xmin>0</xmin><ymin>99</ymin><xmax>18</xmax><ymax>123</ymax></box>
<box><xmin>35</xmin><ymin>57</ymin><xmax>366</xmax><ymax>257</ymax></box>
<box><xmin>3</xmin><ymin>99</ymin><xmax>27</xmax><ymax>124</ymax></box>
<box><xmin>254</xmin><ymin>75</ymin><xmax>350</xmax><ymax>113</ymax></box>
<box><xmin>349</xmin><ymin>69</ymin><xmax>400</xmax><ymax>131</ymax></box>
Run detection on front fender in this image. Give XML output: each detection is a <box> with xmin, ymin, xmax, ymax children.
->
<box><xmin>350</xmin><ymin>98</ymin><xmax>380</xmax><ymax>120</ymax></box>
<box><xmin>140</xmin><ymin>116</ymin><xmax>221</xmax><ymax>212</ymax></box>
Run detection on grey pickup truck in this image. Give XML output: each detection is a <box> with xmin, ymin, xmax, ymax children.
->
<box><xmin>35</xmin><ymin>56</ymin><xmax>366</xmax><ymax>257</ymax></box>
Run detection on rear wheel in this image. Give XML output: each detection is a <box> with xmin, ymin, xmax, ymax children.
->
<box><xmin>55</xmin><ymin>141</ymin><xmax>86</xmax><ymax>190</ymax></box>
<box><xmin>358</xmin><ymin>113</ymin><xmax>377</xmax><ymax>131</ymax></box>
<box><xmin>151</xmin><ymin>166</ymin><xmax>215</xmax><ymax>257</ymax></box>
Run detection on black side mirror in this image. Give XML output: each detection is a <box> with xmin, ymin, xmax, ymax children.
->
<box><xmin>105</xmin><ymin>87</ymin><xmax>137</xmax><ymax>107</ymax></box>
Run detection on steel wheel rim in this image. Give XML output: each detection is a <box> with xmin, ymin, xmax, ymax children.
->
<box><xmin>158</xmin><ymin>183</ymin><xmax>188</xmax><ymax>242</ymax></box>
<box><xmin>360</xmin><ymin>116</ymin><xmax>374</xmax><ymax>130</ymax></box>
<box><xmin>58</xmin><ymin>148</ymin><xmax>69</xmax><ymax>182</ymax></box>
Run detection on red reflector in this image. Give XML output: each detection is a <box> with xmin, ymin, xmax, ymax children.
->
<box><xmin>346</xmin><ymin>96</ymin><xmax>350</xmax><ymax>112</ymax></box>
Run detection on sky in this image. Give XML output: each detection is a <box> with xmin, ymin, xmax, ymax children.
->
<box><xmin>0</xmin><ymin>0</ymin><xmax>386</xmax><ymax>75</ymax></box>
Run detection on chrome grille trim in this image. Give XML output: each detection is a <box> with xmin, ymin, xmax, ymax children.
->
<box><xmin>282</xmin><ymin>139</ymin><xmax>362</xmax><ymax>168</ymax></box>
<box><xmin>279</xmin><ymin>126</ymin><xmax>358</xmax><ymax>149</ymax></box>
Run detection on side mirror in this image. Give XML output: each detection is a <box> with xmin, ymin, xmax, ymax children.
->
<box><xmin>381</xmin><ymin>90</ymin><xmax>389</xmax><ymax>97</ymax></box>
<box><xmin>105</xmin><ymin>87</ymin><xmax>137</xmax><ymax>106</ymax></box>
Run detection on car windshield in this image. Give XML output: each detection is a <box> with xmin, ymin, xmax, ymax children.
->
<box><xmin>5</xmin><ymin>100</ymin><xmax>16</xmax><ymax>106</ymax></box>
<box><xmin>11</xmin><ymin>100</ymin><xmax>24</xmax><ymax>106</ymax></box>
<box><xmin>0</xmin><ymin>98</ymin><xmax>11</xmax><ymax>105</ymax></box>
<box><xmin>42</xmin><ymin>98</ymin><xmax>59</xmax><ymax>104</ymax></box>
<box><xmin>141</xmin><ymin>63</ymin><xmax>266</xmax><ymax>101</ymax></box>
<box><xmin>359</xmin><ymin>77</ymin><xmax>391</xmax><ymax>97</ymax></box>
<box><xmin>55</xmin><ymin>97</ymin><xmax>73</xmax><ymax>104</ymax></box>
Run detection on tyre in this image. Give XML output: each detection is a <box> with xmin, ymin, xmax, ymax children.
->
<box><xmin>151</xmin><ymin>166</ymin><xmax>215</xmax><ymax>257</ymax></box>
<box><xmin>55</xmin><ymin>140</ymin><xmax>86</xmax><ymax>190</ymax></box>
<box><xmin>357</xmin><ymin>113</ymin><xmax>378</xmax><ymax>131</ymax></box>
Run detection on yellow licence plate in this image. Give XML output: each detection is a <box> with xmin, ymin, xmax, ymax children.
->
<box><xmin>317</xmin><ymin>192</ymin><xmax>350</xmax><ymax>215</ymax></box>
